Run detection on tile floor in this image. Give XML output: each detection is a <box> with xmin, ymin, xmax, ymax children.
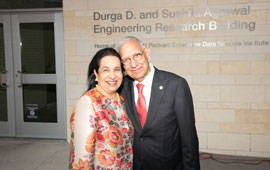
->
<box><xmin>0</xmin><ymin>138</ymin><xmax>269</xmax><ymax>170</ymax></box>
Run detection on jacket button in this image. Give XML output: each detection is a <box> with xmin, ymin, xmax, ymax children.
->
<box><xmin>140</xmin><ymin>137</ymin><xmax>144</xmax><ymax>141</ymax></box>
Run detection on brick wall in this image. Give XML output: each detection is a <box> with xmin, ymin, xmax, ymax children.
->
<box><xmin>63</xmin><ymin>0</ymin><xmax>270</xmax><ymax>157</ymax></box>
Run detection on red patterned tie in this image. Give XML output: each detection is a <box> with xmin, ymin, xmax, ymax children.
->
<box><xmin>136</xmin><ymin>84</ymin><xmax>147</xmax><ymax>128</ymax></box>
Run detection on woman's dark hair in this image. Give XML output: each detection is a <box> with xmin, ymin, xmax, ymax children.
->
<box><xmin>86</xmin><ymin>48</ymin><xmax>123</xmax><ymax>91</ymax></box>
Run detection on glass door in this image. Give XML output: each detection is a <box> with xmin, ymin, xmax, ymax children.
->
<box><xmin>0</xmin><ymin>15</ymin><xmax>16</xmax><ymax>137</ymax></box>
<box><xmin>0</xmin><ymin>12</ymin><xmax>66</xmax><ymax>139</ymax></box>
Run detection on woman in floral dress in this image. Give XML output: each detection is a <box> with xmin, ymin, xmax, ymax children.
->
<box><xmin>69</xmin><ymin>48</ymin><xmax>134</xmax><ymax>170</ymax></box>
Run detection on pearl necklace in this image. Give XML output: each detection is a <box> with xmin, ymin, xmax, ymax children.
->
<box><xmin>96</xmin><ymin>85</ymin><xmax>120</xmax><ymax>102</ymax></box>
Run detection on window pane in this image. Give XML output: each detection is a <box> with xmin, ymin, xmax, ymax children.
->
<box><xmin>0</xmin><ymin>24</ymin><xmax>5</xmax><ymax>70</ymax></box>
<box><xmin>0</xmin><ymin>24</ymin><xmax>8</xmax><ymax>121</ymax></box>
<box><xmin>20</xmin><ymin>23</ymin><xmax>56</xmax><ymax>74</ymax></box>
<box><xmin>23</xmin><ymin>84</ymin><xmax>57</xmax><ymax>123</ymax></box>
<box><xmin>0</xmin><ymin>88</ymin><xmax>7</xmax><ymax>121</ymax></box>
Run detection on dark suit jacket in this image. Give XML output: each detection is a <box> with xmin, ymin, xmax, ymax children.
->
<box><xmin>121</xmin><ymin>67</ymin><xmax>200</xmax><ymax>170</ymax></box>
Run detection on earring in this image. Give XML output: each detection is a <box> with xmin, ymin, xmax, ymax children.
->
<box><xmin>95</xmin><ymin>78</ymin><xmax>98</xmax><ymax>82</ymax></box>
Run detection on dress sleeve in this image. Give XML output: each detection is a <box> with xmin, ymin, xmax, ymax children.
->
<box><xmin>69</xmin><ymin>95</ymin><xmax>97</xmax><ymax>170</ymax></box>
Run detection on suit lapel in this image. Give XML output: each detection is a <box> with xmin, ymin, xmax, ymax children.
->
<box><xmin>143</xmin><ymin>69</ymin><xmax>165</xmax><ymax>131</ymax></box>
<box><xmin>123</xmin><ymin>78</ymin><xmax>142</xmax><ymax>134</ymax></box>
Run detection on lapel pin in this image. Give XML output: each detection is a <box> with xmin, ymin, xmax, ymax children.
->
<box><xmin>159</xmin><ymin>86</ymin><xmax>163</xmax><ymax>90</ymax></box>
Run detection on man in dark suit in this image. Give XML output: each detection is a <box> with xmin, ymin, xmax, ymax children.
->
<box><xmin>118</xmin><ymin>36</ymin><xmax>200</xmax><ymax>170</ymax></box>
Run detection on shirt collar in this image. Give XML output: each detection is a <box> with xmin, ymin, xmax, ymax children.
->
<box><xmin>134</xmin><ymin>63</ymin><xmax>155</xmax><ymax>87</ymax></box>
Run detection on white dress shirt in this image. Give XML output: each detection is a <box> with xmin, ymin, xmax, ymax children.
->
<box><xmin>133</xmin><ymin>63</ymin><xmax>155</xmax><ymax>111</ymax></box>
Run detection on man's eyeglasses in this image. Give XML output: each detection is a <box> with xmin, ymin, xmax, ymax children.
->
<box><xmin>121</xmin><ymin>49</ymin><xmax>145</xmax><ymax>66</ymax></box>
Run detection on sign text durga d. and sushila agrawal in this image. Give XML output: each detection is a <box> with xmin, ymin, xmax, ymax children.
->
<box><xmin>93</xmin><ymin>6</ymin><xmax>255</xmax><ymax>35</ymax></box>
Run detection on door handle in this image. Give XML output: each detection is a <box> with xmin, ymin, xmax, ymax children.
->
<box><xmin>0</xmin><ymin>70</ymin><xmax>8</xmax><ymax>89</ymax></box>
<box><xmin>17</xmin><ymin>71</ymin><xmax>23</xmax><ymax>87</ymax></box>
<box><xmin>1</xmin><ymin>70</ymin><xmax>7</xmax><ymax>74</ymax></box>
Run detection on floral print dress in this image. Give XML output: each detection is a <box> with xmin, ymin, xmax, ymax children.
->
<box><xmin>69</xmin><ymin>87</ymin><xmax>134</xmax><ymax>170</ymax></box>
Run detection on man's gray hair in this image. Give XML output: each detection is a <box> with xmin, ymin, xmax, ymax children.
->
<box><xmin>117</xmin><ymin>36</ymin><xmax>145</xmax><ymax>51</ymax></box>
